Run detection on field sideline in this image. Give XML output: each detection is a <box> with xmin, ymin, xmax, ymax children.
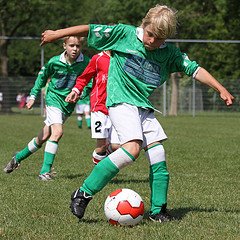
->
<box><xmin>0</xmin><ymin>113</ymin><xmax>239</xmax><ymax>239</ymax></box>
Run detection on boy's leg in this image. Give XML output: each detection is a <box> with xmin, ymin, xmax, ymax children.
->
<box><xmin>3</xmin><ymin>138</ymin><xmax>41</xmax><ymax>173</ymax></box>
<box><xmin>39</xmin><ymin>140</ymin><xmax>58</xmax><ymax>175</ymax></box>
<box><xmin>85</xmin><ymin>113</ymin><xmax>91</xmax><ymax>129</ymax></box>
<box><xmin>91</xmin><ymin>112</ymin><xmax>111</xmax><ymax>164</ymax></box>
<box><xmin>145</xmin><ymin>143</ymin><xmax>172</xmax><ymax>222</ymax></box>
<box><xmin>92</xmin><ymin>138</ymin><xmax>108</xmax><ymax>165</ymax></box>
<box><xmin>38</xmin><ymin>107</ymin><xmax>67</xmax><ymax>180</ymax></box>
<box><xmin>92</xmin><ymin>150</ymin><xmax>108</xmax><ymax>165</ymax></box>
<box><xmin>84</xmin><ymin>105</ymin><xmax>91</xmax><ymax>129</ymax></box>
<box><xmin>70</xmin><ymin>146</ymin><xmax>136</xmax><ymax>219</ymax></box>
<box><xmin>16</xmin><ymin>137</ymin><xmax>41</xmax><ymax>162</ymax></box>
<box><xmin>107</xmin><ymin>124</ymin><xmax>120</xmax><ymax>154</ymax></box>
<box><xmin>70</xmin><ymin>104</ymin><xmax>143</xmax><ymax>219</ymax></box>
<box><xmin>77</xmin><ymin>116</ymin><xmax>83</xmax><ymax>128</ymax></box>
<box><xmin>3</xmin><ymin>125</ymin><xmax>50</xmax><ymax>173</ymax></box>
<box><xmin>82</xmin><ymin>146</ymin><xmax>135</xmax><ymax>195</ymax></box>
<box><xmin>39</xmin><ymin>123</ymin><xmax>62</xmax><ymax>178</ymax></box>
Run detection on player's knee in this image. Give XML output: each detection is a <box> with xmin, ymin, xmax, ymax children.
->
<box><xmin>122</xmin><ymin>140</ymin><xmax>142</xmax><ymax>159</ymax></box>
<box><xmin>51</xmin><ymin>129</ymin><xmax>63</xmax><ymax>141</ymax></box>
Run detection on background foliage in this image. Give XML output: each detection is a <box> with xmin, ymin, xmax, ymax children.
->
<box><xmin>0</xmin><ymin>0</ymin><xmax>239</xmax><ymax>112</ymax></box>
<box><xmin>1</xmin><ymin>0</ymin><xmax>239</xmax><ymax>78</ymax></box>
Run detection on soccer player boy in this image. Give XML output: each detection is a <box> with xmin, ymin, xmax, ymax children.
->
<box><xmin>66</xmin><ymin>50</ymin><xmax>120</xmax><ymax>165</ymax></box>
<box><xmin>4</xmin><ymin>36</ymin><xmax>90</xmax><ymax>180</ymax></box>
<box><xmin>41</xmin><ymin>5</ymin><xmax>234</xmax><ymax>220</ymax></box>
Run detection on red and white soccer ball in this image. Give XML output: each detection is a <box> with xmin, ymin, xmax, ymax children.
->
<box><xmin>104</xmin><ymin>188</ymin><xmax>144</xmax><ymax>226</ymax></box>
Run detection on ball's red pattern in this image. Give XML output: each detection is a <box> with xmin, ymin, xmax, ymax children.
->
<box><xmin>117</xmin><ymin>200</ymin><xmax>144</xmax><ymax>218</ymax></box>
<box><xmin>104</xmin><ymin>188</ymin><xmax>144</xmax><ymax>226</ymax></box>
<box><xmin>109</xmin><ymin>219</ymin><xmax>119</xmax><ymax>226</ymax></box>
<box><xmin>110</xmin><ymin>189</ymin><xmax>122</xmax><ymax>197</ymax></box>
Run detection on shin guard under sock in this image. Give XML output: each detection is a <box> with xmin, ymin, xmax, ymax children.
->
<box><xmin>85</xmin><ymin>115</ymin><xmax>91</xmax><ymax>128</ymax></box>
<box><xmin>40</xmin><ymin>140</ymin><xmax>58</xmax><ymax>174</ymax></box>
<box><xmin>145</xmin><ymin>143</ymin><xmax>169</xmax><ymax>215</ymax></box>
<box><xmin>81</xmin><ymin>157</ymin><xmax>119</xmax><ymax>195</ymax></box>
<box><xmin>81</xmin><ymin>147</ymin><xmax>135</xmax><ymax>195</ymax></box>
<box><xmin>149</xmin><ymin>161</ymin><xmax>169</xmax><ymax>215</ymax></box>
<box><xmin>15</xmin><ymin>138</ymin><xmax>41</xmax><ymax>163</ymax></box>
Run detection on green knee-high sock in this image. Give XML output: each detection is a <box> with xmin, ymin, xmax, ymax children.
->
<box><xmin>85</xmin><ymin>115</ymin><xmax>91</xmax><ymax>128</ymax></box>
<box><xmin>15</xmin><ymin>138</ymin><xmax>41</xmax><ymax>163</ymax></box>
<box><xmin>149</xmin><ymin>161</ymin><xmax>169</xmax><ymax>215</ymax></box>
<box><xmin>81</xmin><ymin>157</ymin><xmax>119</xmax><ymax>195</ymax></box>
<box><xmin>77</xmin><ymin>116</ymin><xmax>82</xmax><ymax>128</ymax></box>
<box><xmin>40</xmin><ymin>140</ymin><xmax>58</xmax><ymax>175</ymax></box>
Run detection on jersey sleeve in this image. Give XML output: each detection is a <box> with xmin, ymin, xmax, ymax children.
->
<box><xmin>87</xmin><ymin>24</ymin><xmax>127</xmax><ymax>51</ymax></box>
<box><xmin>168</xmin><ymin>45</ymin><xmax>199</xmax><ymax>76</ymax></box>
<box><xmin>73</xmin><ymin>55</ymin><xmax>97</xmax><ymax>92</ymax></box>
<box><xmin>80</xmin><ymin>80</ymin><xmax>93</xmax><ymax>100</ymax></box>
<box><xmin>30</xmin><ymin>61</ymin><xmax>53</xmax><ymax>97</ymax></box>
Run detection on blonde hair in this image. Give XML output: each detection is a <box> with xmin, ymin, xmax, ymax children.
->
<box><xmin>141</xmin><ymin>5</ymin><xmax>178</xmax><ymax>39</ymax></box>
<box><xmin>63</xmin><ymin>36</ymin><xmax>85</xmax><ymax>44</ymax></box>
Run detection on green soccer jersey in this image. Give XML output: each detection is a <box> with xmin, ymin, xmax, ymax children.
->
<box><xmin>77</xmin><ymin>80</ymin><xmax>92</xmax><ymax>105</ymax></box>
<box><xmin>87</xmin><ymin>24</ymin><xmax>199</xmax><ymax>109</ymax></box>
<box><xmin>30</xmin><ymin>52</ymin><xmax>90</xmax><ymax>116</ymax></box>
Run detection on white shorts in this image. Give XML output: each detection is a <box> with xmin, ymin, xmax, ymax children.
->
<box><xmin>108</xmin><ymin>103</ymin><xmax>167</xmax><ymax>148</ymax></box>
<box><xmin>76</xmin><ymin>104</ymin><xmax>90</xmax><ymax>114</ymax></box>
<box><xmin>44</xmin><ymin>106</ymin><xmax>68</xmax><ymax>126</ymax></box>
<box><xmin>91</xmin><ymin>111</ymin><xmax>119</xmax><ymax>144</ymax></box>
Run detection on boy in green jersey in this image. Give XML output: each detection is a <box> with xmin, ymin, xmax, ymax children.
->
<box><xmin>4</xmin><ymin>36</ymin><xmax>90</xmax><ymax>180</ymax></box>
<box><xmin>41</xmin><ymin>5</ymin><xmax>234</xmax><ymax>220</ymax></box>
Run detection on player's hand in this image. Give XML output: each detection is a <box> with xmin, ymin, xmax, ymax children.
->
<box><xmin>25</xmin><ymin>99</ymin><xmax>34</xmax><ymax>110</ymax></box>
<box><xmin>40</xmin><ymin>30</ymin><xmax>57</xmax><ymax>46</ymax></box>
<box><xmin>220</xmin><ymin>89</ymin><xmax>234</xmax><ymax>106</ymax></box>
<box><xmin>65</xmin><ymin>91</ymin><xmax>80</xmax><ymax>103</ymax></box>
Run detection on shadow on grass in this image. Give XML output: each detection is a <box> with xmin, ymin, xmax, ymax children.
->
<box><xmin>109</xmin><ymin>177</ymin><xmax>148</xmax><ymax>184</ymax></box>
<box><xmin>142</xmin><ymin>207</ymin><xmax>240</xmax><ymax>222</ymax></box>
<box><xmin>24</xmin><ymin>173</ymin><xmax>86</xmax><ymax>180</ymax></box>
<box><xmin>78</xmin><ymin>218</ymin><xmax>100</xmax><ymax>224</ymax></box>
<box><xmin>167</xmin><ymin>207</ymin><xmax>239</xmax><ymax>221</ymax></box>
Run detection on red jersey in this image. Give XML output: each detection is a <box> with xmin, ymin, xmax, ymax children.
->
<box><xmin>72</xmin><ymin>51</ymin><xmax>110</xmax><ymax>115</ymax></box>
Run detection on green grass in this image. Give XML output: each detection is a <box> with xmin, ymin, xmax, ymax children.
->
<box><xmin>0</xmin><ymin>113</ymin><xmax>239</xmax><ymax>240</ymax></box>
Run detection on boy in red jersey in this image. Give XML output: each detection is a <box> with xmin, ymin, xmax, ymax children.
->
<box><xmin>66</xmin><ymin>50</ymin><xmax>120</xmax><ymax>165</ymax></box>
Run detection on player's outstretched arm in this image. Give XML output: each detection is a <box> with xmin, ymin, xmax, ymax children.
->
<box><xmin>40</xmin><ymin>25</ymin><xmax>90</xmax><ymax>46</ymax></box>
<box><xmin>195</xmin><ymin>68</ymin><xmax>234</xmax><ymax>106</ymax></box>
<box><xmin>65</xmin><ymin>91</ymin><xmax>80</xmax><ymax>103</ymax></box>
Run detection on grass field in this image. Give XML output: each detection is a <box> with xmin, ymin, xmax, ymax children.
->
<box><xmin>0</xmin><ymin>113</ymin><xmax>239</xmax><ymax>240</ymax></box>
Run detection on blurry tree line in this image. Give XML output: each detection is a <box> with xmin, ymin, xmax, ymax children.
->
<box><xmin>0</xmin><ymin>0</ymin><xmax>239</xmax><ymax>112</ymax></box>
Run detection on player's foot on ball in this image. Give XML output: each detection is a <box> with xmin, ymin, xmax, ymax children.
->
<box><xmin>3</xmin><ymin>151</ymin><xmax>20</xmax><ymax>173</ymax></box>
<box><xmin>70</xmin><ymin>189</ymin><xmax>92</xmax><ymax>219</ymax></box>
<box><xmin>149</xmin><ymin>203</ymin><xmax>173</xmax><ymax>222</ymax></box>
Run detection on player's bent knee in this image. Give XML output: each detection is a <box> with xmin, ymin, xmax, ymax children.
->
<box><xmin>109</xmin><ymin>147</ymin><xmax>135</xmax><ymax>170</ymax></box>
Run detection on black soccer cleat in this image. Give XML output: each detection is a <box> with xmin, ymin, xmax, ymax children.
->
<box><xmin>149</xmin><ymin>203</ymin><xmax>173</xmax><ymax>223</ymax></box>
<box><xmin>70</xmin><ymin>189</ymin><xmax>92</xmax><ymax>219</ymax></box>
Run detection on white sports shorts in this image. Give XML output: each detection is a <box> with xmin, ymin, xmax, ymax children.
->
<box><xmin>76</xmin><ymin>104</ymin><xmax>90</xmax><ymax>114</ymax></box>
<box><xmin>44</xmin><ymin>105</ymin><xmax>68</xmax><ymax>126</ymax></box>
<box><xmin>91</xmin><ymin>111</ymin><xmax>119</xmax><ymax>144</ymax></box>
<box><xmin>108</xmin><ymin>103</ymin><xmax>167</xmax><ymax>148</ymax></box>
